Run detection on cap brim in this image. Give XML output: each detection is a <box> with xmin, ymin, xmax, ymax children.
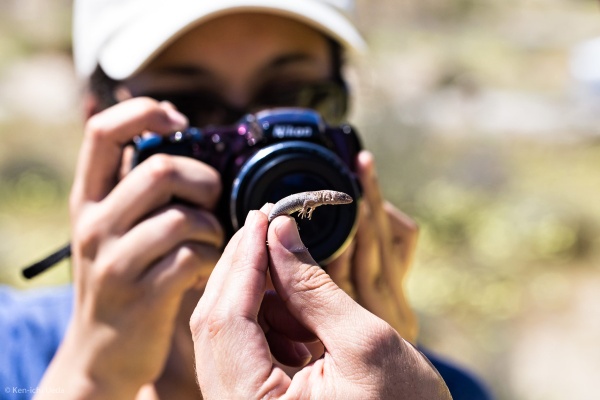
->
<box><xmin>98</xmin><ymin>0</ymin><xmax>366</xmax><ymax>80</ymax></box>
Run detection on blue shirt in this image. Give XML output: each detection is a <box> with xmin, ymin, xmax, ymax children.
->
<box><xmin>0</xmin><ymin>285</ymin><xmax>492</xmax><ymax>399</ymax></box>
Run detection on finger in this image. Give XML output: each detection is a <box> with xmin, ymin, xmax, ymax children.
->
<box><xmin>384</xmin><ymin>202</ymin><xmax>421</xmax><ymax>343</ymax></box>
<box><xmin>324</xmin><ymin>239</ymin><xmax>357</xmax><ymax>299</ymax></box>
<box><xmin>265</xmin><ymin>330</ymin><xmax>312</xmax><ymax>368</ymax></box>
<box><xmin>189</xmin><ymin>225</ymin><xmax>245</xmax><ymax>393</ymax></box>
<box><xmin>103</xmin><ymin>155</ymin><xmax>221</xmax><ymax>234</ymax></box>
<box><xmin>119</xmin><ymin>145</ymin><xmax>135</xmax><ymax>180</ymax></box>
<box><xmin>196</xmin><ymin>203</ymin><xmax>272</xmax><ymax>312</ymax></box>
<box><xmin>267</xmin><ymin>216</ymin><xmax>372</xmax><ymax>354</ymax></box>
<box><xmin>356</xmin><ymin>150</ymin><xmax>393</xmax><ymax>272</ymax></box>
<box><xmin>353</xmin><ymin>201</ymin><xmax>420</xmax><ymax>343</ymax></box>
<box><xmin>215</xmin><ymin>210</ymin><xmax>269</xmax><ymax>318</ymax></box>
<box><xmin>101</xmin><ymin>205</ymin><xmax>223</xmax><ymax>281</ymax></box>
<box><xmin>259</xmin><ymin>291</ymin><xmax>317</xmax><ymax>343</ymax></box>
<box><xmin>142</xmin><ymin>242</ymin><xmax>221</xmax><ymax>297</ymax></box>
<box><xmin>192</xmin><ymin>226</ymin><xmax>245</xmax><ymax>317</ymax></box>
<box><xmin>71</xmin><ymin>98</ymin><xmax>188</xmax><ymax>207</ymax></box>
<box><xmin>259</xmin><ymin>292</ymin><xmax>314</xmax><ymax>368</ymax></box>
<box><xmin>352</xmin><ymin>201</ymin><xmax>386</xmax><ymax>311</ymax></box>
<box><xmin>384</xmin><ymin>201</ymin><xmax>419</xmax><ymax>277</ymax></box>
<box><xmin>196</xmin><ymin>211</ymin><xmax>283</xmax><ymax>395</ymax></box>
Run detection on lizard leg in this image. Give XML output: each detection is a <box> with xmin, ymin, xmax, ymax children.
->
<box><xmin>298</xmin><ymin>206</ymin><xmax>308</xmax><ymax>219</ymax></box>
<box><xmin>306</xmin><ymin>199</ymin><xmax>320</xmax><ymax>219</ymax></box>
<box><xmin>299</xmin><ymin>199</ymin><xmax>316</xmax><ymax>219</ymax></box>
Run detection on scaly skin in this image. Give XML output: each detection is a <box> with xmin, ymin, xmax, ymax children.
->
<box><xmin>267</xmin><ymin>190</ymin><xmax>353</xmax><ymax>222</ymax></box>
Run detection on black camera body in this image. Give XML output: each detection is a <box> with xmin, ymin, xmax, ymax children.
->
<box><xmin>132</xmin><ymin>108</ymin><xmax>362</xmax><ymax>264</ymax></box>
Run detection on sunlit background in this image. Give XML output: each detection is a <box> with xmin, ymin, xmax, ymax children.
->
<box><xmin>1</xmin><ymin>1</ymin><xmax>600</xmax><ymax>399</ymax></box>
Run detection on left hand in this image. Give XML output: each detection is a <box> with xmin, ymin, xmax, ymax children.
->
<box><xmin>326</xmin><ymin>150</ymin><xmax>420</xmax><ymax>343</ymax></box>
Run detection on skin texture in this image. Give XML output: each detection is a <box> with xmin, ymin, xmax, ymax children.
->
<box><xmin>191</xmin><ymin>208</ymin><xmax>450</xmax><ymax>400</ymax></box>
<box><xmin>36</xmin><ymin>13</ymin><xmax>429</xmax><ymax>400</ymax></box>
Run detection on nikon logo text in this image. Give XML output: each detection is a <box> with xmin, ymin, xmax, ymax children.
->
<box><xmin>272</xmin><ymin>125</ymin><xmax>313</xmax><ymax>138</ymax></box>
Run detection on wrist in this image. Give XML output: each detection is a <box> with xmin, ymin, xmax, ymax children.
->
<box><xmin>37</xmin><ymin>328</ymin><xmax>143</xmax><ymax>400</ymax></box>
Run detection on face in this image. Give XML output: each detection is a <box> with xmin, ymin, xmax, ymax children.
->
<box><xmin>119</xmin><ymin>13</ymin><xmax>342</xmax><ymax>126</ymax></box>
<box><xmin>117</xmin><ymin>13</ymin><xmax>339</xmax><ymax>326</ymax></box>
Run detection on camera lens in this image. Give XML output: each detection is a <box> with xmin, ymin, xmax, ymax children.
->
<box><xmin>230</xmin><ymin>141</ymin><xmax>360</xmax><ymax>265</ymax></box>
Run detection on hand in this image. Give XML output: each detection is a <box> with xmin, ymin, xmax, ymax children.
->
<box><xmin>327</xmin><ymin>150</ymin><xmax>420</xmax><ymax>343</ymax></box>
<box><xmin>37</xmin><ymin>98</ymin><xmax>223</xmax><ymax>398</ymax></box>
<box><xmin>190</xmin><ymin>209</ymin><xmax>450</xmax><ymax>400</ymax></box>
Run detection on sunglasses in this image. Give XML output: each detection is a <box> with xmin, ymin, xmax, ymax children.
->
<box><xmin>140</xmin><ymin>80</ymin><xmax>348</xmax><ymax>127</ymax></box>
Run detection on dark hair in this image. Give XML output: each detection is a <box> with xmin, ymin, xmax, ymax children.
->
<box><xmin>88</xmin><ymin>66</ymin><xmax>120</xmax><ymax>112</ymax></box>
<box><xmin>88</xmin><ymin>38</ymin><xmax>347</xmax><ymax>113</ymax></box>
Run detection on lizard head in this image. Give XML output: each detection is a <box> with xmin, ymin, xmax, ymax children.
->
<box><xmin>332</xmin><ymin>191</ymin><xmax>353</xmax><ymax>204</ymax></box>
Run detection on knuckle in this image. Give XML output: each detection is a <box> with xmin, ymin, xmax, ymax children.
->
<box><xmin>172</xmin><ymin>245</ymin><xmax>199</xmax><ymax>273</ymax></box>
<box><xmin>205</xmin><ymin>309</ymin><xmax>230</xmax><ymax>340</ymax></box>
<box><xmin>92</xmin><ymin>257</ymin><xmax>123</xmax><ymax>284</ymax></box>
<box><xmin>69</xmin><ymin>188</ymin><xmax>84</xmax><ymax>218</ymax></box>
<box><xmin>176</xmin><ymin>160</ymin><xmax>222</xmax><ymax>207</ymax></box>
<box><xmin>362</xmin><ymin>320</ymin><xmax>401</xmax><ymax>353</ymax></box>
<box><xmin>189</xmin><ymin>307</ymin><xmax>205</xmax><ymax>340</ymax></box>
<box><xmin>73</xmin><ymin>211</ymin><xmax>107</xmax><ymax>254</ymax></box>
<box><xmin>292</xmin><ymin>266</ymin><xmax>336</xmax><ymax>297</ymax></box>
<box><xmin>385</xmin><ymin>202</ymin><xmax>419</xmax><ymax>234</ymax></box>
<box><xmin>144</xmin><ymin>154</ymin><xmax>178</xmax><ymax>183</ymax></box>
<box><xmin>406</xmin><ymin>218</ymin><xmax>419</xmax><ymax>235</ymax></box>
<box><xmin>134</xmin><ymin>97</ymin><xmax>174</xmax><ymax>126</ymax></box>
<box><xmin>190</xmin><ymin>302</ymin><xmax>228</xmax><ymax>342</ymax></box>
<box><xmin>191</xmin><ymin>211</ymin><xmax>225</xmax><ymax>246</ymax></box>
<box><xmin>162</xmin><ymin>207</ymin><xmax>190</xmax><ymax>236</ymax></box>
<box><xmin>204</xmin><ymin>167</ymin><xmax>222</xmax><ymax>192</ymax></box>
<box><xmin>131</xmin><ymin>96</ymin><xmax>159</xmax><ymax>109</ymax></box>
<box><xmin>84</xmin><ymin>113</ymin><xmax>110</xmax><ymax>142</ymax></box>
<box><xmin>201</xmin><ymin>170</ymin><xmax>223</xmax><ymax>210</ymax></box>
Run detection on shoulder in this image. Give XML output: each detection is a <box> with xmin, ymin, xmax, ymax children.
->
<box><xmin>0</xmin><ymin>284</ymin><xmax>73</xmax><ymax>334</ymax></box>
<box><xmin>0</xmin><ymin>285</ymin><xmax>73</xmax><ymax>398</ymax></box>
<box><xmin>421</xmin><ymin>348</ymin><xmax>494</xmax><ymax>400</ymax></box>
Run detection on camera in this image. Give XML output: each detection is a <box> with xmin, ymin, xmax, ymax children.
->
<box><xmin>132</xmin><ymin>108</ymin><xmax>362</xmax><ymax>265</ymax></box>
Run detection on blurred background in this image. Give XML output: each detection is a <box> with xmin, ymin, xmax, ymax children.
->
<box><xmin>1</xmin><ymin>0</ymin><xmax>599</xmax><ymax>399</ymax></box>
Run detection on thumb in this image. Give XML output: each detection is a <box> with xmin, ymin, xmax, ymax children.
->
<box><xmin>267</xmin><ymin>216</ymin><xmax>369</xmax><ymax>352</ymax></box>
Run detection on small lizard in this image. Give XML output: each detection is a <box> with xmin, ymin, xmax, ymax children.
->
<box><xmin>268</xmin><ymin>190</ymin><xmax>353</xmax><ymax>223</ymax></box>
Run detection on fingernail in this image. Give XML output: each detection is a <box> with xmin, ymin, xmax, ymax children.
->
<box><xmin>245</xmin><ymin>210</ymin><xmax>257</xmax><ymax>226</ymax></box>
<box><xmin>160</xmin><ymin>100</ymin><xmax>176</xmax><ymax>110</ymax></box>
<box><xmin>293</xmin><ymin>342</ymin><xmax>312</xmax><ymax>366</ymax></box>
<box><xmin>359</xmin><ymin>150</ymin><xmax>375</xmax><ymax>175</ymax></box>
<box><xmin>259</xmin><ymin>203</ymin><xmax>273</xmax><ymax>215</ymax></box>
<box><xmin>275</xmin><ymin>218</ymin><xmax>306</xmax><ymax>253</ymax></box>
<box><xmin>163</xmin><ymin>104</ymin><xmax>188</xmax><ymax>130</ymax></box>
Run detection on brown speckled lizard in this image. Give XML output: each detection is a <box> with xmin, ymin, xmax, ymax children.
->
<box><xmin>268</xmin><ymin>190</ymin><xmax>353</xmax><ymax>223</ymax></box>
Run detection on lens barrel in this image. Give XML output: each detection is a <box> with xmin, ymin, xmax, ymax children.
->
<box><xmin>230</xmin><ymin>141</ymin><xmax>360</xmax><ymax>265</ymax></box>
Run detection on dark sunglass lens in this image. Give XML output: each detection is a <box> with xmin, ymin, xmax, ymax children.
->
<box><xmin>146</xmin><ymin>92</ymin><xmax>235</xmax><ymax>126</ymax></box>
<box><xmin>255</xmin><ymin>82</ymin><xmax>347</xmax><ymax>123</ymax></box>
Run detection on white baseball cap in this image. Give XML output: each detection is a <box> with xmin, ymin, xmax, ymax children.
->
<box><xmin>73</xmin><ymin>0</ymin><xmax>367</xmax><ymax>80</ymax></box>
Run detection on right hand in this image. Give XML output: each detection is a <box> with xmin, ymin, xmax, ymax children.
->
<box><xmin>38</xmin><ymin>98</ymin><xmax>223</xmax><ymax>398</ymax></box>
<box><xmin>191</xmin><ymin>210</ymin><xmax>451</xmax><ymax>400</ymax></box>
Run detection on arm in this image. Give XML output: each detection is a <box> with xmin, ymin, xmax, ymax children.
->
<box><xmin>36</xmin><ymin>99</ymin><xmax>222</xmax><ymax>399</ymax></box>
